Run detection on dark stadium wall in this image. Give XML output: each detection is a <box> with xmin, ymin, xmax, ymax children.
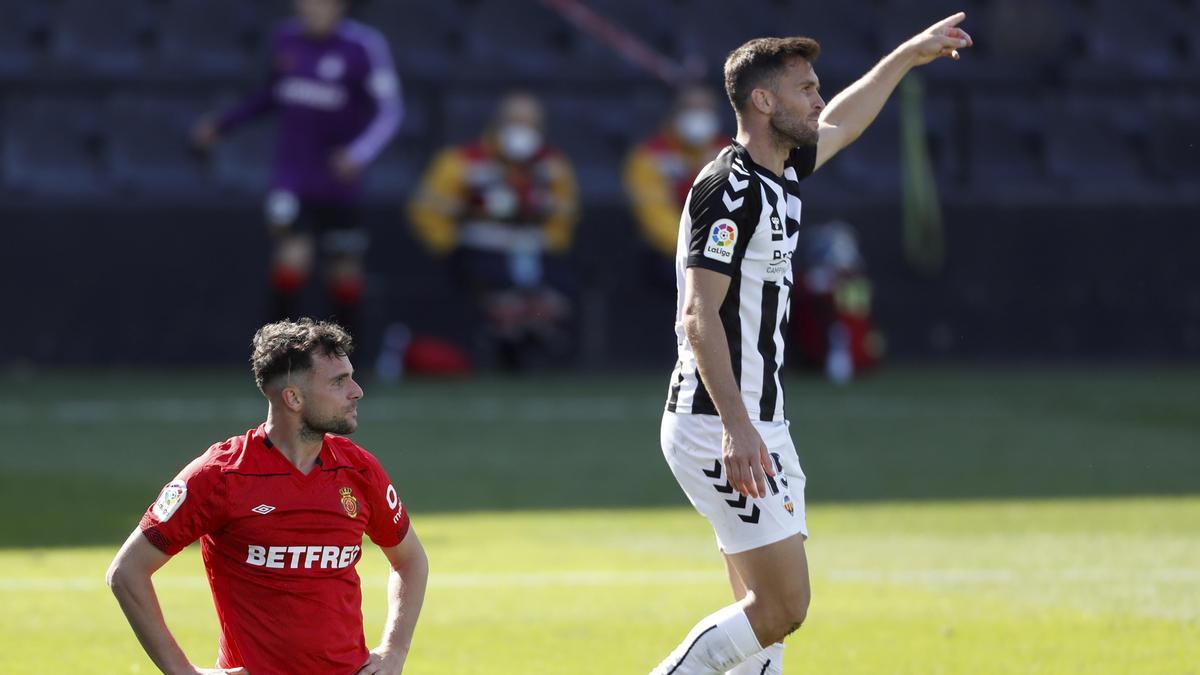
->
<box><xmin>3</xmin><ymin>202</ymin><xmax>1199</xmax><ymax>366</ymax></box>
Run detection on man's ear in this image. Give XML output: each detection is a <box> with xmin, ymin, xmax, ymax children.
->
<box><xmin>750</xmin><ymin>88</ymin><xmax>774</xmax><ymax>116</ymax></box>
<box><xmin>281</xmin><ymin>385</ymin><xmax>304</xmax><ymax>413</ymax></box>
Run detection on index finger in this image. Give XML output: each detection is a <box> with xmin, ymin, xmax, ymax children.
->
<box><xmin>931</xmin><ymin>11</ymin><xmax>966</xmax><ymax>30</ymax></box>
<box><xmin>749</xmin><ymin>457</ymin><xmax>767</xmax><ymax>499</ymax></box>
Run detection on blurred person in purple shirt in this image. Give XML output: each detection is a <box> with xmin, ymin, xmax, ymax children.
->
<box><xmin>193</xmin><ymin>0</ymin><xmax>402</xmax><ymax>339</ymax></box>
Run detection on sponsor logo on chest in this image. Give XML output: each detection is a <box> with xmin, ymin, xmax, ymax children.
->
<box><xmin>246</xmin><ymin>544</ymin><xmax>362</xmax><ymax>570</ymax></box>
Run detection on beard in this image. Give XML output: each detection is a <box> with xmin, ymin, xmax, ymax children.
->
<box><xmin>769</xmin><ymin>108</ymin><xmax>819</xmax><ymax>148</ymax></box>
<box><xmin>301</xmin><ymin>408</ymin><xmax>357</xmax><ymax>438</ymax></box>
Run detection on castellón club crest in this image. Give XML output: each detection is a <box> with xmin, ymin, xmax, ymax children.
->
<box><xmin>339</xmin><ymin>487</ymin><xmax>359</xmax><ymax>518</ymax></box>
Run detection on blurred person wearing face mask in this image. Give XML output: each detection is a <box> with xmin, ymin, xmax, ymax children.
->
<box><xmin>624</xmin><ymin>84</ymin><xmax>728</xmax><ymax>286</ymax></box>
<box><xmin>408</xmin><ymin>92</ymin><xmax>579</xmax><ymax>370</ymax></box>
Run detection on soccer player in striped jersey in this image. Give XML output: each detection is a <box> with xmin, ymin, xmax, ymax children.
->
<box><xmin>653</xmin><ymin>13</ymin><xmax>972</xmax><ymax>675</ymax></box>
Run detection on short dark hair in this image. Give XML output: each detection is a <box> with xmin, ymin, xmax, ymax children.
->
<box><xmin>250</xmin><ymin>318</ymin><xmax>354</xmax><ymax>390</ymax></box>
<box><xmin>724</xmin><ymin>37</ymin><xmax>821</xmax><ymax>114</ymax></box>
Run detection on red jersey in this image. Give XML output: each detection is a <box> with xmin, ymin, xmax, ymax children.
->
<box><xmin>139</xmin><ymin>425</ymin><xmax>410</xmax><ymax>675</ymax></box>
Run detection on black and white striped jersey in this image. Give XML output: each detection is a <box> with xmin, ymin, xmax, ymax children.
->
<box><xmin>665</xmin><ymin>140</ymin><xmax>818</xmax><ymax>422</ymax></box>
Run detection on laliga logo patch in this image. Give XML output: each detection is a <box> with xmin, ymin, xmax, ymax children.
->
<box><xmin>703</xmin><ymin>219</ymin><xmax>738</xmax><ymax>263</ymax></box>
<box><xmin>152</xmin><ymin>481</ymin><xmax>187</xmax><ymax>522</ymax></box>
<box><xmin>339</xmin><ymin>486</ymin><xmax>359</xmax><ymax>518</ymax></box>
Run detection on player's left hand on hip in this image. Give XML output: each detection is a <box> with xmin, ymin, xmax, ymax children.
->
<box><xmin>357</xmin><ymin>648</ymin><xmax>405</xmax><ymax>674</ymax></box>
<box><xmin>907</xmin><ymin>11</ymin><xmax>973</xmax><ymax>65</ymax></box>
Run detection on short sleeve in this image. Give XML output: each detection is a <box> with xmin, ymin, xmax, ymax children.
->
<box><xmin>788</xmin><ymin>144</ymin><xmax>818</xmax><ymax>181</ymax></box>
<box><xmin>684</xmin><ymin>164</ymin><xmax>756</xmax><ymax>276</ymax></box>
<box><xmin>365</xmin><ymin>458</ymin><xmax>410</xmax><ymax>548</ymax></box>
<box><xmin>139</xmin><ymin>455</ymin><xmax>227</xmax><ymax>556</ymax></box>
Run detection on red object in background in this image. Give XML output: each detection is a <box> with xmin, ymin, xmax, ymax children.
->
<box><xmin>403</xmin><ymin>336</ymin><xmax>473</xmax><ymax>376</ymax></box>
<box><xmin>792</xmin><ymin>270</ymin><xmax>883</xmax><ymax>375</ymax></box>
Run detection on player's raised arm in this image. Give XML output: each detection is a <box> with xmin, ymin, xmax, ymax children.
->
<box><xmin>814</xmin><ymin>11</ymin><xmax>973</xmax><ymax>171</ymax></box>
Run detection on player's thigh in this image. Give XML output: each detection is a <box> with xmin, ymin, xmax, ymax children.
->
<box><xmin>725</xmin><ymin>554</ymin><xmax>748</xmax><ymax>601</ymax></box>
<box><xmin>660</xmin><ymin>410</ymin><xmax>726</xmax><ymax>521</ymax></box>
<box><xmin>724</xmin><ymin>530</ymin><xmax>811</xmax><ymax>598</ymax></box>
<box><xmin>662</xmin><ymin>412</ymin><xmax>804</xmax><ymax>555</ymax></box>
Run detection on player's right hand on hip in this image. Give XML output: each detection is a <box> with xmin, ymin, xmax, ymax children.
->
<box><xmin>190</xmin><ymin>667</ymin><xmax>248</xmax><ymax>674</ymax></box>
<box><xmin>722</xmin><ymin>423</ymin><xmax>775</xmax><ymax>499</ymax></box>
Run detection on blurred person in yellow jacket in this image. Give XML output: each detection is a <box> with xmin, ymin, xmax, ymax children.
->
<box><xmin>624</xmin><ymin>84</ymin><xmax>727</xmax><ymax>289</ymax></box>
<box><xmin>408</xmin><ymin>91</ymin><xmax>579</xmax><ymax>370</ymax></box>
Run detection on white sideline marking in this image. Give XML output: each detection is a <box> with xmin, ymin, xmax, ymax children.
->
<box><xmin>4</xmin><ymin>568</ymin><xmax>1198</xmax><ymax>593</ymax></box>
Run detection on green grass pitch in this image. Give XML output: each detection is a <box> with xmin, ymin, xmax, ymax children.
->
<box><xmin>1</xmin><ymin>366</ymin><xmax>1197</xmax><ymax>673</ymax></box>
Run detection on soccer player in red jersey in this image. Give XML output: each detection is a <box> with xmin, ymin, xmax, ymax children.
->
<box><xmin>107</xmin><ymin>319</ymin><xmax>427</xmax><ymax>675</ymax></box>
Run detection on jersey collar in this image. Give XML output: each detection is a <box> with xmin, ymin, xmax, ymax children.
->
<box><xmin>730</xmin><ymin>139</ymin><xmax>788</xmax><ymax>182</ymax></box>
<box><xmin>237</xmin><ymin>423</ymin><xmax>344</xmax><ymax>475</ymax></box>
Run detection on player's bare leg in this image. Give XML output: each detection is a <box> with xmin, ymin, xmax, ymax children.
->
<box><xmin>724</xmin><ymin>556</ymin><xmax>785</xmax><ymax>675</ymax></box>
<box><xmin>651</xmin><ymin>534</ymin><xmax>808</xmax><ymax>675</ymax></box>
<box><xmin>270</xmin><ymin>232</ymin><xmax>314</xmax><ymax>322</ymax></box>
<box><xmin>326</xmin><ymin>253</ymin><xmax>365</xmax><ymax>340</ymax></box>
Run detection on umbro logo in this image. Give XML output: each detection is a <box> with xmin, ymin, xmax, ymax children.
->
<box><xmin>251</xmin><ymin>504</ymin><xmax>276</xmax><ymax>515</ymax></box>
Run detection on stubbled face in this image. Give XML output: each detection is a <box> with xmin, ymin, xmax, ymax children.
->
<box><xmin>766</xmin><ymin>58</ymin><xmax>825</xmax><ymax>147</ymax></box>
<box><xmin>295</xmin><ymin>0</ymin><xmax>344</xmax><ymax>36</ymax></box>
<box><xmin>299</xmin><ymin>352</ymin><xmax>362</xmax><ymax>435</ymax></box>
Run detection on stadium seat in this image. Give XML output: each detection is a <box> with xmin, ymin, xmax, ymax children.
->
<box><xmin>965</xmin><ymin>94</ymin><xmax>1053</xmax><ymax>198</ymax></box>
<box><xmin>1064</xmin><ymin>0</ymin><xmax>1186</xmax><ymax>82</ymax></box>
<box><xmin>830</xmin><ymin>105</ymin><xmax>902</xmax><ymax>194</ymax></box>
<box><xmin>2</xmin><ymin>98</ymin><xmax>106</xmax><ymax>196</ymax></box>
<box><xmin>156</xmin><ymin>0</ymin><xmax>261</xmax><ymax>76</ymax></box>
<box><xmin>48</xmin><ymin>0</ymin><xmax>153</xmax><ymax>75</ymax></box>
<box><xmin>1147</xmin><ymin>96</ymin><xmax>1200</xmax><ymax>192</ymax></box>
<box><xmin>209</xmin><ymin>92</ymin><xmax>275</xmax><ymax>195</ymax></box>
<box><xmin>0</xmin><ymin>3</ymin><xmax>49</xmax><ymax>77</ymax></box>
<box><xmin>1043</xmin><ymin>96</ymin><xmax>1151</xmax><ymax>197</ymax></box>
<box><xmin>442</xmin><ymin>91</ymin><xmax>496</xmax><ymax>145</ymax></box>
<box><xmin>461</xmin><ymin>3</ymin><xmax>575</xmax><ymax>78</ymax></box>
<box><xmin>362</xmin><ymin>144</ymin><xmax>423</xmax><ymax>199</ymax></box>
<box><xmin>106</xmin><ymin>96</ymin><xmax>211</xmax><ymax>196</ymax></box>
<box><xmin>357</xmin><ymin>0</ymin><xmax>463</xmax><ymax>78</ymax></box>
<box><xmin>784</xmin><ymin>3</ymin><xmax>880</xmax><ymax>82</ymax></box>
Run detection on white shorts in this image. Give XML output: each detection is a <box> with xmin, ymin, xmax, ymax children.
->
<box><xmin>661</xmin><ymin>411</ymin><xmax>807</xmax><ymax>554</ymax></box>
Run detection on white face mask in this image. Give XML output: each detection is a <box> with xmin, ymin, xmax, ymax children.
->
<box><xmin>497</xmin><ymin>124</ymin><xmax>543</xmax><ymax>162</ymax></box>
<box><xmin>675</xmin><ymin>109</ymin><xmax>719</xmax><ymax>146</ymax></box>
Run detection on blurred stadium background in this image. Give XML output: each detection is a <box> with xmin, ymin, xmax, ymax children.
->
<box><xmin>1</xmin><ymin>0</ymin><xmax>1198</xmax><ymax>673</ymax></box>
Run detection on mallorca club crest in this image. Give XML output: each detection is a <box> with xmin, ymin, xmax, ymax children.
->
<box><xmin>339</xmin><ymin>487</ymin><xmax>359</xmax><ymax>518</ymax></box>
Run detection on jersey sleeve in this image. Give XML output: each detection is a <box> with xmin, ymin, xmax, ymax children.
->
<box><xmin>215</xmin><ymin>26</ymin><xmax>282</xmax><ymax>133</ymax></box>
<box><xmin>364</xmin><ymin>457</ymin><xmax>410</xmax><ymax>548</ymax></box>
<box><xmin>788</xmin><ymin>144</ymin><xmax>818</xmax><ymax>181</ymax></box>
<box><xmin>139</xmin><ymin>454</ymin><xmax>228</xmax><ymax>556</ymax></box>
<box><xmin>343</xmin><ymin>27</ymin><xmax>403</xmax><ymax>167</ymax></box>
<box><xmin>684</xmin><ymin>164</ymin><xmax>756</xmax><ymax>276</ymax></box>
